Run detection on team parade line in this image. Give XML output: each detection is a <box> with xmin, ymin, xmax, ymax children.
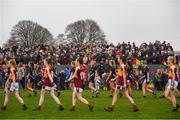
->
<box><xmin>1</xmin><ymin>55</ymin><xmax>179</xmax><ymax>112</ymax></box>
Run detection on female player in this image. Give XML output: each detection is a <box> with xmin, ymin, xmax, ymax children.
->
<box><xmin>88</xmin><ymin>60</ymin><xmax>98</xmax><ymax>97</ymax></box>
<box><xmin>26</xmin><ymin>62</ymin><xmax>37</xmax><ymax>97</ymax></box>
<box><xmin>164</xmin><ymin>56</ymin><xmax>179</xmax><ymax>111</ymax></box>
<box><xmin>140</xmin><ymin>61</ymin><xmax>157</xmax><ymax>98</ymax></box>
<box><xmin>1</xmin><ymin>59</ymin><xmax>28</xmax><ymax>110</ymax></box>
<box><xmin>66</xmin><ymin>58</ymin><xmax>94</xmax><ymax>111</ymax></box>
<box><xmin>33</xmin><ymin>58</ymin><xmax>64</xmax><ymax>111</ymax></box>
<box><xmin>104</xmin><ymin>57</ymin><xmax>139</xmax><ymax>112</ymax></box>
<box><xmin>106</xmin><ymin>60</ymin><xmax>116</xmax><ymax>97</ymax></box>
<box><xmin>69</xmin><ymin>61</ymin><xmax>76</xmax><ymax>90</ymax></box>
<box><xmin>126</xmin><ymin>63</ymin><xmax>133</xmax><ymax>97</ymax></box>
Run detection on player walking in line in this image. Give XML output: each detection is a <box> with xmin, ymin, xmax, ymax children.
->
<box><xmin>88</xmin><ymin>60</ymin><xmax>99</xmax><ymax>97</ymax></box>
<box><xmin>33</xmin><ymin>58</ymin><xmax>64</xmax><ymax>111</ymax></box>
<box><xmin>140</xmin><ymin>61</ymin><xmax>157</xmax><ymax>98</ymax></box>
<box><xmin>66</xmin><ymin>58</ymin><xmax>94</xmax><ymax>112</ymax></box>
<box><xmin>106</xmin><ymin>60</ymin><xmax>116</xmax><ymax>97</ymax></box>
<box><xmin>164</xmin><ymin>56</ymin><xmax>179</xmax><ymax>111</ymax></box>
<box><xmin>26</xmin><ymin>62</ymin><xmax>37</xmax><ymax>97</ymax></box>
<box><xmin>1</xmin><ymin>59</ymin><xmax>28</xmax><ymax>110</ymax></box>
<box><xmin>104</xmin><ymin>57</ymin><xmax>139</xmax><ymax>112</ymax></box>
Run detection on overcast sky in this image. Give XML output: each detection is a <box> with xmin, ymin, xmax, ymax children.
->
<box><xmin>0</xmin><ymin>0</ymin><xmax>180</xmax><ymax>50</ymax></box>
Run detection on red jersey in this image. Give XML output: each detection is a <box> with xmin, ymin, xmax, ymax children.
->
<box><xmin>74</xmin><ymin>67</ymin><xmax>84</xmax><ymax>88</ymax></box>
<box><xmin>43</xmin><ymin>68</ymin><xmax>52</xmax><ymax>87</ymax></box>
<box><xmin>9</xmin><ymin>68</ymin><xmax>19</xmax><ymax>82</ymax></box>
<box><xmin>168</xmin><ymin>65</ymin><xmax>179</xmax><ymax>81</ymax></box>
<box><xmin>117</xmin><ymin>64</ymin><xmax>127</xmax><ymax>85</ymax></box>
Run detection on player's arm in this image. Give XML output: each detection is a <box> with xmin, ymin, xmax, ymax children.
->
<box><xmin>47</xmin><ymin>69</ymin><xmax>53</xmax><ymax>83</ymax></box>
<box><xmin>112</xmin><ymin>75</ymin><xmax>118</xmax><ymax>81</ymax></box>
<box><xmin>4</xmin><ymin>77</ymin><xmax>10</xmax><ymax>92</ymax></box>
<box><xmin>11</xmin><ymin>69</ymin><xmax>16</xmax><ymax>83</ymax></box>
<box><xmin>176</xmin><ymin>68</ymin><xmax>179</xmax><ymax>82</ymax></box>
<box><xmin>122</xmin><ymin>67</ymin><xmax>127</xmax><ymax>88</ymax></box>
<box><xmin>106</xmin><ymin>71</ymin><xmax>112</xmax><ymax>82</ymax></box>
<box><xmin>66</xmin><ymin>67</ymin><xmax>78</xmax><ymax>82</ymax></box>
<box><xmin>111</xmin><ymin>70</ymin><xmax>118</xmax><ymax>81</ymax></box>
<box><xmin>70</xmin><ymin>69</ymin><xmax>74</xmax><ymax>78</ymax></box>
<box><xmin>171</xmin><ymin>67</ymin><xmax>175</xmax><ymax>88</ymax></box>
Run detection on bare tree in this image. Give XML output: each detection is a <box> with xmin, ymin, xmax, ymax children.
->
<box><xmin>64</xmin><ymin>19</ymin><xmax>106</xmax><ymax>45</ymax></box>
<box><xmin>85</xmin><ymin>19</ymin><xmax>106</xmax><ymax>44</ymax></box>
<box><xmin>65</xmin><ymin>20</ymin><xmax>86</xmax><ymax>45</ymax></box>
<box><xmin>10</xmin><ymin>20</ymin><xmax>53</xmax><ymax>47</ymax></box>
<box><xmin>3</xmin><ymin>36</ymin><xmax>19</xmax><ymax>48</ymax></box>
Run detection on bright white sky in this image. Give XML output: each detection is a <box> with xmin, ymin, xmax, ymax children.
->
<box><xmin>0</xmin><ymin>0</ymin><xmax>180</xmax><ymax>50</ymax></box>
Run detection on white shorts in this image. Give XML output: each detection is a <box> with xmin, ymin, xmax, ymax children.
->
<box><xmin>42</xmin><ymin>85</ymin><xmax>56</xmax><ymax>91</ymax></box>
<box><xmin>73</xmin><ymin>87</ymin><xmax>83</xmax><ymax>93</ymax></box>
<box><xmin>9</xmin><ymin>82</ymin><xmax>19</xmax><ymax>92</ymax></box>
<box><xmin>116</xmin><ymin>85</ymin><xmax>123</xmax><ymax>90</ymax></box>
<box><xmin>167</xmin><ymin>79</ymin><xmax>178</xmax><ymax>90</ymax></box>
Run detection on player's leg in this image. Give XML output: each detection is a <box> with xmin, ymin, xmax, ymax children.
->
<box><xmin>1</xmin><ymin>90</ymin><xmax>10</xmax><ymax>110</ymax></box>
<box><xmin>70</xmin><ymin>89</ymin><xmax>77</xmax><ymax>111</ymax></box>
<box><xmin>94</xmin><ymin>81</ymin><xmax>100</xmax><ymax>97</ymax></box>
<box><xmin>135</xmin><ymin>80</ymin><xmax>139</xmax><ymax>90</ymax></box>
<box><xmin>146</xmin><ymin>87</ymin><xmax>157</xmax><ymax>97</ymax></box>
<box><xmin>127</xmin><ymin>80</ymin><xmax>132</xmax><ymax>97</ymax></box>
<box><xmin>33</xmin><ymin>88</ymin><xmax>46</xmax><ymax>111</ymax></box>
<box><xmin>123</xmin><ymin>88</ymin><xmax>139</xmax><ymax>112</ymax></box>
<box><xmin>89</xmin><ymin>82</ymin><xmax>96</xmax><ymax>92</ymax></box>
<box><xmin>109</xmin><ymin>81</ymin><xmax>115</xmax><ymax>97</ymax></box>
<box><xmin>171</xmin><ymin>81</ymin><xmax>179</xmax><ymax>111</ymax></box>
<box><xmin>104</xmin><ymin>88</ymin><xmax>119</xmax><ymax>112</ymax></box>
<box><xmin>50</xmin><ymin>88</ymin><xmax>64</xmax><ymax>111</ymax></box>
<box><xmin>26</xmin><ymin>82</ymin><xmax>33</xmax><ymax>97</ymax></box>
<box><xmin>89</xmin><ymin>82</ymin><xmax>96</xmax><ymax>97</ymax></box>
<box><xmin>111</xmin><ymin>88</ymin><xmax>118</xmax><ymax>106</ymax></box>
<box><xmin>69</xmin><ymin>82</ymin><xmax>74</xmax><ymax>90</ymax></box>
<box><xmin>76</xmin><ymin>93</ymin><xmax>89</xmax><ymax>105</ymax></box>
<box><xmin>170</xmin><ymin>90</ymin><xmax>177</xmax><ymax>111</ymax></box>
<box><xmin>76</xmin><ymin>89</ymin><xmax>93</xmax><ymax>111</ymax></box>
<box><xmin>165</xmin><ymin>80</ymin><xmax>173</xmax><ymax>102</ymax></box>
<box><xmin>142</xmin><ymin>80</ymin><xmax>146</xmax><ymax>97</ymax></box>
<box><xmin>14</xmin><ymin>90</ymin><xmax>28</xmax><ymax>110</ymax></box>
<box><xmin>164</xmin><ymin>87</ymin><xmax>172</xmax><ymax>102</ymax></box>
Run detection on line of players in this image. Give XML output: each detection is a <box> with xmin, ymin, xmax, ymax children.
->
<box><xmin>1</xmin><ymin>56</ymin><xmax>179</xmax><ymax>112</ymax></box>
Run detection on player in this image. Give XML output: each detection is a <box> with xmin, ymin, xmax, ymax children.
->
<box><xmin>104</xmin><ymin>57</ymin><xmax>139</xmax><ymax>112</ymax></box>
<box><xmin>140</xmin><ymin>61</ymin><xmax>157</xmax><ymax>98</ymax></box>
<box><xmin>68</xmin><ymin>61</ymin><xmax>76</xmax><ymax>90</ymax></box>
<box><xmin>66</xmin><ymin>58</ymin><xmax>94</xmax><ymax>111</ymax></box>
<box><xmin>164</xmin><ymin>56</ymin><xmax>179</xmax><ymax>111</ymax></box>
<box><xmin>106</xmin><ymin>60</ymin><xmax>116</xmax><ymax>97</ymax></box>
<box><xmin>26</xmin><ymin>62</ymin><xmax>37</xmax><ymax>97</ymax></box>
<box><xmin>1</xmin><ymin>59</ymin><xmax>28</xmax><ymax>110</ymax></box>
<box><xmin>126</xmin><ymin>63</ymin><xmax>133</xmax><ymax>97</ymax></box>
<box><xmin>88</xmin><ymin>60</ymin><xmax>99</xmax><ymax>97</ymax></box>
<box><xmin>33</xmin><ymin>58</ymin><xmax>64</xmax><ymax>111</ymax></box>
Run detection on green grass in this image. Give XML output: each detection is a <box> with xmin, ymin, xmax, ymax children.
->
<box><xmin>0</xmin><ymin>90</ymin><xmax>180</xmax><ymax>119</ymax></box>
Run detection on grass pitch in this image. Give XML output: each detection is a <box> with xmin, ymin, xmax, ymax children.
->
<box><xmin>0</xmin><ymin>90</ymin><xmax>180</xmax><ymax>119</ymax></box>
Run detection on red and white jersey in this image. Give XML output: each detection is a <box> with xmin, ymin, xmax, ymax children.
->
<box><xmin>74</xmin><ymin>66</ymin><xmax>84</xmax><ymax>88</ymax></box>
<box><xmin>9</xmin><ymin>68</ymin><xmax>19</xmax><ymax>83</ymax></box>
<box><xmin>117</xmin><ymin>64</ymin><xmax>127</xmax><ymax>85</ymax></box>
<box><xmin>168</xmin><ymin>65</ymin><xmax>179</xmax><ymax>81</ymax></box>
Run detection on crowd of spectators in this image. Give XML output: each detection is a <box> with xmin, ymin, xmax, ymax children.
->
<box><xmin>0</xmin><ymin>40</ymin><xmax>174</xmax><ymax>66</ymax></box>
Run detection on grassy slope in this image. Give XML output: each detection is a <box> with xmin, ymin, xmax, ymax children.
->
<box><xmin>0</xmin><ymin>90</ymin><xmax>180</xmax><ymax>119</ymax></box>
